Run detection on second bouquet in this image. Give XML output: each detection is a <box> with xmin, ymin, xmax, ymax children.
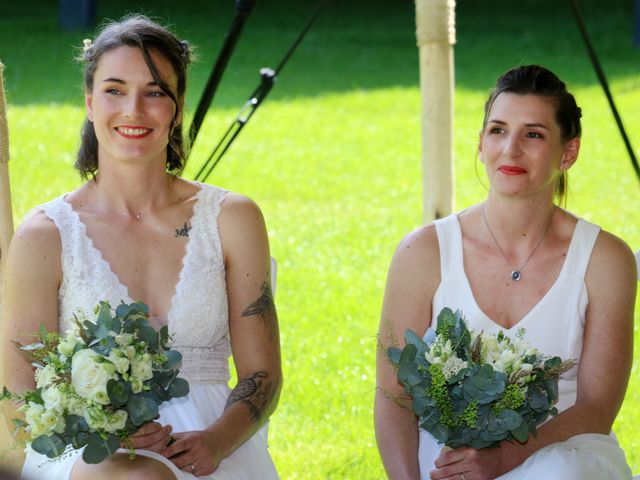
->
<box><xmin>388</xmin><ymin>308</ymin><xmax>575</xmax><ymax>449</ymax></box>
<box><xmin>2</xmin><ymin>301</ymin><xmax>189</xmax><ymax>464</ymax></box>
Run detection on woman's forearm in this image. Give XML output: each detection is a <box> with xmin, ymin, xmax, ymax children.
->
<box><xmin>375</xmin><ymin>390</ymin><xmax>420</xmax><ymax>480</ymax></box>
<box><xmin>205</xmin><ymin>369</ymin><xmax>282</xmax><ymax>458</ymax></box>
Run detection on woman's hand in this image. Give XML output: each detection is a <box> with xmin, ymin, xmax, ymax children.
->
<box><xmin>162</xmin><ymin>430</ymin><xmax>223</xmax><ymax>477</ymax></box>
<box><xmin>429</xmin><ymin>445</ymin><xmax>518</xmax><ymax>480</ymax></box>
<box><xmin>126</xmin><ymin>421</ymin><xmax>173</xmax><ymax>453</ymax></box>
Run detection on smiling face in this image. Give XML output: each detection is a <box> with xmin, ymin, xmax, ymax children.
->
<box><xmin>479</xmin><ymin>92</ymin><xmax>579</xmax><ymax>200</ymax></box>
<box><xmin>85</xmin><ymin>45</ymin><xmax>181</xmax><ymax>170</ymax></box>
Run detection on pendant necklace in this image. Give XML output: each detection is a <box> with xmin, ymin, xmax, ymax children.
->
<box><xmin>482</xmin><ymin>205</ymin><xmax>554</xmax><ymax>281</ymax></box>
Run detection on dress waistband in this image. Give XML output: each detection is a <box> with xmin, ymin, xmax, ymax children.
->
<box><xmin>176</xmin><ymin>345</ymin><xmax>230</xmax><ymax>384</ymax></box>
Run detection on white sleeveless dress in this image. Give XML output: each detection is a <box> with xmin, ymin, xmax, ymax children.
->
<box><xmin>20</xmin><ymin>183</ymin><xmax>279</xmax><ymax>480</ymax></box>
<box><xmin>418</xmin><ymin>212</ymin><xmax>632</xmax><ymax>480</ymax></box>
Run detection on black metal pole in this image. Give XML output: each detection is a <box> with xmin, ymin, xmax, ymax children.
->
<box><xmin>569</xmin><ymin>0</ymin><xmax>640</xmax><ymax>182</ymax></box>
<box><xmin>193</xmin><ymin>0</ymin><xmax>328</xmax><ymax>183</ymax></box>
<box><xmin>187</xmin><ymin>0</ymin><xmax>258</xmax><ymax>153</ymax></box>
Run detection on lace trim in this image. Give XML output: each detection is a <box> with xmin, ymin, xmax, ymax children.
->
<box><xmin>39</xmin><ymin>183</ymin><xmax>232</xmax><ymax>385</ymax></box>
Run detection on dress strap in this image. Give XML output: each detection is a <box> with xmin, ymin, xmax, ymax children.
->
<box><xmin>561</xmin><ymin>218</ymin><xmax>600</xmax><ymax>280</ymax></box>
<box><xmin>434</xmin><ymin>214</ymin><xmax>465</xmax><ymax>279</ymax></box>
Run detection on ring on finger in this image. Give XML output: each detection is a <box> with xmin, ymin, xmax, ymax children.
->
<box><xmin>459</xmin><ymin>473</ymin><xmax>466</xmax><ymax>480</ymax></box>
<box><xmin>190</xmin><ymin>464</ymin><xmax>195</xmax><ymax>473</ymax></box>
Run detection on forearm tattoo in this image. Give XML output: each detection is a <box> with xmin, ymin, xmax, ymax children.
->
<box><xmin>241</xmin><ymin>280</ymin><xmax>279</xmax><ymax>342</ymax></box>
<box><xmin>224</xmin><ymin>371</ymin><xmax>277</xmax><ymax>423</ymax></box>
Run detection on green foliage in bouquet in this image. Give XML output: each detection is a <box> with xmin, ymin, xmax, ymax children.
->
<box><xmin>1</xmin><ymin>301</ymin><xmax>189</xmax><ymax>464</ymax></box>
<box><xmin>387</xmin><ymin>308</ymin><xmax>576</xmax><ymax>449</ymax></box>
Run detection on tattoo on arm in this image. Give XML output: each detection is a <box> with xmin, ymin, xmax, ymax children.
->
<box><xmin>224</xmin><ymin>371</ymin><xmax>277</xmax><ymax>423</ymax></box>
<box><xmin>175</xmin><ymin>222</ymin><xmax>192</xmax><ymax>237</ymax></box>
<box><xmin>241</xmin><ymin>280</ymin><xmax>279</xmax><ymax>342</ymax></box>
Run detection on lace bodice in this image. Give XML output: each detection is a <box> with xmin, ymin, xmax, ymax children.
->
<box><xmin>39</xmin><ymin>183</ymin><xmax>231</xmax><ymax>384</ymax></box>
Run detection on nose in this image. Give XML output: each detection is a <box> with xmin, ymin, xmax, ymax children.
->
<box><xmin>503</xmin><ymin>134</ymin><xmax>522</xmax><ymax>157</ymax></box>
<box><xmin>123</xmin><ymin>93</ymin><xmax>143</xmax><ymax>118</ymax></box>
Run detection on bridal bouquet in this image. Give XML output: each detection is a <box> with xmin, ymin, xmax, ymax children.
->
<box><xmin>388</xmin><ymin>308</ymin><xmax>576</xmax><ymax>449</ymax></box>
<box><xmin>1</xmin><ymin>301</ymin><xmax>189</xmax><ymax>464</ymax></box>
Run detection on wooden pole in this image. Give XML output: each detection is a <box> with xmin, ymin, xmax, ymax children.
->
<box><xmin>0</xmin><ymin>62</ymin><xmax>12</xmax><ymax>267</ymax></box>
<box><xmin>415</xmin><ymin>0</ymin><xmax>456</xmax><ymax>223</ymax></box>
<box><xmin>0</xmin><ymin>60</ymin><xmax>21</xmax><ymax>472</ymax></box>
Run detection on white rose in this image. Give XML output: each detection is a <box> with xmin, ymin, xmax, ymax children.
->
<box><xmin>104</xmin><ymin>410</ymin><xmax>128</xmax><ymax>433</ymax></box>
<box><xmin>71</xmin><ymin>349</ymin><xmax>117</xmax><ymax>404</ymax></box>
<box><xmin>41</xmin><ymin>386</ymin><xmax>66</xmax><ymax>413</ymax></box>
<box><xmin>131</xmin><ymin>354</ymin><xmax>153</xmax><ymax>382</ymax></box>
<box><xmin>107</xmin><ymin>349</ymin><xmax>130</xmax><ymax>375</ymax></box>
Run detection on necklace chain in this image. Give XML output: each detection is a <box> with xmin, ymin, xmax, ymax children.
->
<box><xmin>482</xmin><ymin>205</ymin><xmax>554</xmax><ymax>281</ymax></box>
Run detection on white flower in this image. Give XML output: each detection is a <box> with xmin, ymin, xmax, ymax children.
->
<box><xmin>131</xmin><ymin>353</ymin><xmax>153</xmax><ymax>382</ymax></box>
<box><xmin>115</xmin><ymin>333</ymin><xmax>135</xmax><ymax>348</ymax></box>
<box><xmin>107</xmin><ymin>349</ymin><xmax>130</xmax><ymax>375</ymax></box>
<box><xmin>71</xmin><ymin>349</ymin><xmax>117</xmax><ymax>405</ymax></box>
<box><xmin>441</xmin><ymin>356</ymin><xmax>468</xmax><ymax>381</ymax></box>
<box><xmin>24</xmin><ymin>402</ymin><xmax>45</xmax><ymax>427</ymax></box>
<box><xmin>84</xmin><ymin>405</ymin><xmax>107</xmax><ymax>430</ymax></box>
<box><xmin>40</xmin><ymin>411</ymin><xmax>60</xmax><ymax>434</ymax></box>
<box><xmin>130</xmin><ymin>377</ymin><xmax>144</xmax><ymax>394</ymax></box>
<box><xmin>57</xmin><ymin>331</ymin><xmax>82</xmax><ymax>359</ymax></box>
<box><xmin>41</xmin><ymin>386</ymin><xmax>67</xmax><ymax>413</ymax></box>
<box><xmin>104</xmin><ymin>410</ymin><xmax>128</xmax><ymax>433</ymax></box>
<box><xmin>34</xmin><ymin>364</ymin><xmax>59</xmax><ymax>389</ymax></box>
<box><xmin>425</xmin><ymin>337</ymin><xmax>454</xmax><ymax>365</ymax></box>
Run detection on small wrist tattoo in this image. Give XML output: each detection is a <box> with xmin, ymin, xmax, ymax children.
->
<box><xmin>175</xmin><ymin>222</ymin><xmax>192</xmax><ymax>237</ymax></box>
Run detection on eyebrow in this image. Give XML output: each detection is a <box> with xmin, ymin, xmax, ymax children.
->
<box><xmin>487</xmin><ymin>119</ymin><xmax>550</xmax><ymax>130</ymax></box>
<box><xmin>101</xmin><ymin>77</ymin><xmax>159</xmax><ymax>87</ymax></box>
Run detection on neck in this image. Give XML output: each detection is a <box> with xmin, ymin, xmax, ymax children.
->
<box><xmin>89</xmin><ymin>162</ymin><xmax>175</xmax><ymax>217</ymax></box>
<box><xmin>482</xmin><ymin>195</ymin><xmax>557</xmax><ymax>259</ymax></box>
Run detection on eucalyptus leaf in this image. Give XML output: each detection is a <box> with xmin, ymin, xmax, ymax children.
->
<box><xmin>511</xmin><ymin>418</ymin><xmax>530</xmax><ymax>443</ymax></box>
<box><xmin>32</xmin><ymin>434</ymin><xmax>67</xmax><ymax>458</ymax></box>
<box><xmin>82</xmin><ymin>432</ymin><xmax>120</xmax><ymax>464</ymax></box>
<box><xmin>128</xmin><ymin>395</ymin><xmax>159</xmax><ymax>426</ymax></box>
<box><xmin>496</xmin><ymin>409</ymin><xmax>523</xmax><ymax>431</ymax></box>
<box><xmin>163</xmin><ymin>350</ymin><xmax>183</xmax><ymax>371</ymax></box>
<box><xmin>107</xmin><ymin>379</ymin><xmax>130</xmax><ymax>408</ymax></box>
<box><xmin>387</xmin><ymin>347</ymin><xmax>402</xmax><ymax>364</ymax></box>
<box><xmin>168</xmin><ymin>377</ymin><xmax>189</xmax><ymax>398</ymax></box>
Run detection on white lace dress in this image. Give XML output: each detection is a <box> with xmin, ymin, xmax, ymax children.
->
<box><xmin>20</xmin><ymin>183</ymin><xmax>279</xmax><ymax>480</ymax></box>
<box><xmin>418</xmin><ymin>213</ymin><xmax>632</xmax><ymax>480</ymax></box>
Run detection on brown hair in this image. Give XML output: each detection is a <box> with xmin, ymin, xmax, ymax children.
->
<box><xmin>483</xmin><ymin>65</ymin><xmax>582</xmax><ymax>204</ymax></box>
<box><xmin>76</xmin><ymin>15</ymin><xmax>192</xmax><ymax>178</ymax></box>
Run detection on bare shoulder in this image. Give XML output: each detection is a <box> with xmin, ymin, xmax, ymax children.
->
<box><xmin>6</xmin><ymin>210</ymin><xmax>62</xmax><ymax>294</ymax></box>
<box><xmin>391</xmin><ymin>223</ymin><xmax>440</xmax><ymax>276</ymax></box>
<box><xmin>10</xmin><ymin>210</ymin><xmax>61</xmax><ymax>256</ymax></box>
<box><xmin>586</xmin><ymin>228</ymin><xmax>637</xmax><ymax>299</ymax></box>
<box><xmin>219</xmin><ymin>192</ymin><xmax>264</xmax><ymax>226</ymax></box>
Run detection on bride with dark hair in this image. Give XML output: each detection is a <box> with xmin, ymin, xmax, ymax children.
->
<box><xmin>4</xmin><ymin>15</ymin><xmax>281</xmax><ymax>480</ymax></box>
<box><xmin>375</xmin><ymin>65</ymin><xmax>636</xmax><ymax>480</ymax></box>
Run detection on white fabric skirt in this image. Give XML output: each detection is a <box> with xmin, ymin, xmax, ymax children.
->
<box><xmin>419</xmin><ymin>430</ymin><xmax>631</xmax><ymax>480</ymax></box>
<box><xmin>21</xmin><ymin>383</ymin><xmax>279</xmax><ymax>480</ymax></box>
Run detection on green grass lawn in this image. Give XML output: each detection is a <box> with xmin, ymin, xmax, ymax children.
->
<box><xmin>1</xmin><ymin>0</ymin><xmax>639</xmax><ymax>477</ymax></box>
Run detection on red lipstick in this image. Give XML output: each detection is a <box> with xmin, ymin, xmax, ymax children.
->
<box><xmin>499</xmin><ymin>165</ymin><xmax>527</xmax><ymax>175</ymax></box>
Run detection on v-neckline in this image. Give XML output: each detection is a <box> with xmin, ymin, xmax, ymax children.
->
<box><xmin>456</xmin><ymin>215</ymin><xmax>581</xmax><ymax>332</ymax></box>
<box><xmin>61</xmin><ymin>185</ymin><xmax>204</xmax><ymax>326</ymax></box>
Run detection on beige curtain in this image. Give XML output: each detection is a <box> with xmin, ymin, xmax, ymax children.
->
<box><xmin>414</xmin><ymin>0</ymin><xmax>456</xmax><ymax>223</ymax></box>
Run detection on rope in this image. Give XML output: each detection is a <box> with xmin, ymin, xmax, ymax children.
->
<box><xmin>415</xmin><ymin>0</ymin><xmax>456</xmax><ymax>46</ymax></box>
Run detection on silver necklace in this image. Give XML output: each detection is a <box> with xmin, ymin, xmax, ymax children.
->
<box><xmin>482</xmin><ymin>205</ymin><xmax>554</xmax><ymax>281</ymax></box>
